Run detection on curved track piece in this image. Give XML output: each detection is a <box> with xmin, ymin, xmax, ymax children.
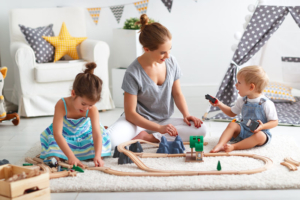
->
<box><xmin>87</xmin><ymin>139</ymin><xmax>273</xmax><ymax>176</ymax></box>
<box><xmin>281</xmin><ymin>161</ymin><xmax>297</xmax><ymax>171</ymax></box>
<box><xmin>284</xmin><ymin>157</ymin><xmax>300</xmax><ymax>166</ymax></box>
<box><xmin>25</xmin><ymin>157</ymin><xmax>39</xmax><ymax>165</ymax></box>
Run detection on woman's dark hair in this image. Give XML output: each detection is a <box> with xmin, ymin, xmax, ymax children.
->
<box><xmin>135</xmin><ymin>14</ymin><xmax>172</xmax><ymax>51</ymax></box>
<box><xmin>72</xmin><ymin>62</ymin><xmax>103</xmax><ymax>102</ymax></box>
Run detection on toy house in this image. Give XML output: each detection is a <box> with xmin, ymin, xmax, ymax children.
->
<box><xmin>186</xmin><ymin>136</ymin><xmax>204</xmax><ymax>162</ymax></box>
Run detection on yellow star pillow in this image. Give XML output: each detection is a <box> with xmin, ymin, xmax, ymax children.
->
<box><xmin>42</xmin><ymin>22</ymin><xmax>87</xmax><ymax>62</ymax></box>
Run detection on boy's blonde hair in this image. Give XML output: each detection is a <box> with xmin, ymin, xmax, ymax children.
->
<box><xmin>237</xmin><ymin>65</ymin><xmax>269</xmax><ymax>93</ymax></box>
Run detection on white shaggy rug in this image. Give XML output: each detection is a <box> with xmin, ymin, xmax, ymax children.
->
<box><xmin>18</xmin><ymin>136</ymin><xmax>300</xmax><ymax>192</ymax></box>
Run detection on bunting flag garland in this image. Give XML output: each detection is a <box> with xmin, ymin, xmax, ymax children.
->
<box><xmin>161</xmin><ymin>0</ymin><xmax>173</xmax><ymax>13</ymax></box>
<box><xmin>87</xmin><ymin>8</ymin><xmax>101</xmax><ymax>25</ymax></box>
<box><xmin>110</xmin><ymin>5</ymin><xmax>125</xmax><ymax>23</ymax></box>
<box><xmin>87</xmin><ymin>0</ymin><xmax>183</xmax><ymax>25</ymax></box>
<box><xmin>134</xmin><ymin>0</ymin><xmax>149</xmax><ymax>15</ymax></box>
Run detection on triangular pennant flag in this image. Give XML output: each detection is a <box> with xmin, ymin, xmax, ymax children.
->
<box><xmin>161</xmin><ymin>0</ymin><xmax>173</xmax><ymax>13</ymax></box>
<box><xmin>110</xmin><ymin>5</ymin><xmax>124</xmax><ymax>23</ymax></box>
<box><xmin>87</xmin><ymin>8</ymin><xmax>101</xmax><ymax>25</ymax></box>
<box><xmin>134</xmin><ymin>0</ymin><xmax>149</xmax><ymax>15</ymax></box>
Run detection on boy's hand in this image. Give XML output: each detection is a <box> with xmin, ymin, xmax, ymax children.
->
<box><xmin>94</xmin><ymin>156</ymin><xmax>104</xmax><ymax>167</ymax></box>
<box><xmin>184</xmin><ymin>115</ymin><xmax>203</xmax><ymax>128</ymax></box>
<box><xmin>209</xmin><ymin>97</ymin><xmax>221</xmax><ymax>107</ymax></box>
<box><xmin>68</xmin><ymin>156</ymin><xmax>84</xmax><ymax>167</ymax></box>
<box><xmin>252</xmin><ymin>120</ymin><xmax>264</xmax><ymax>133</ymax></box>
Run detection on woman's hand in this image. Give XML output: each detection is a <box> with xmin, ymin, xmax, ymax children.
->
<box><xmin>94</xmin><ymin>156</ymin><xmax>105</xmax><ymax>167</ymax></box>
<box><xmin>252</xmin><ymin>120</ymin><xmax>264</xmax><ymax>133</ymax></box>
<box><xmin>67</xmin><ymin>156</ymin><xmax>84</xmax><ymax>167</ymax></box>
<box><xmin>184</xmin><ymin>115</ymin><xmax>203</xmax><ymax>128</ymax></box>
<box><xmin>159</xmin><ymin>124</ymin><xmax>178</xmax><ymax>136</ymax></box>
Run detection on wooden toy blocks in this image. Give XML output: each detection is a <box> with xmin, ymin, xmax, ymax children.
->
<box><xmin>0</xmin><ymin>164</ymin><xmax>50</xmax><ymax>200</ymax></box>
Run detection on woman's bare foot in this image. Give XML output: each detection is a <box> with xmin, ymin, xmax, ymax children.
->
<box><xmin>132</xmin><ymin>131</ymin><xmax>159</xmax><ymax>143</ymax></box>
<box><xmin>210</xmin><ymin>143</ymin><xmax>225</xmax><ymax>153</ymax></box>
<box><xmin>132</xmin><ymin>131</ymin><xmax>149</xmax><ymax>140</ymax></box>
<box><xmin>224</xmin><ymin>144</ymin><xmax>234</xmax><ymax>152</ymax></box>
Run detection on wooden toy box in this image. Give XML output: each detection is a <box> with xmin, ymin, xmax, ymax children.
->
<box><xmin>0</xmin><ymin>164</ymin><xmax>50</xmax><ymax>200</ymax></box>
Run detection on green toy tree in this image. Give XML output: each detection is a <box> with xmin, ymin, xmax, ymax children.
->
<box><xmin>217</xmin><ymin>160</ymin><xmax>221</xmax><ymax>171</ymax></box>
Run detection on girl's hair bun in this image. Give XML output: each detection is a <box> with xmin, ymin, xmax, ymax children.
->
<box><xmin>135</xmin><ymin>14</ymin><xmax>150</xmax><ymax>31</ymax></box>
<box><xmin>84</xmin><ymin>62</ymin><xmax>97</xmax><ymax>74</ymax></box>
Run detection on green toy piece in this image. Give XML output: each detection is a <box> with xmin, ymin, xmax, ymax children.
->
<box><xmin>189</xmin><ymin>136</ymin><xmax>204</xmax><ymax>161</ymax></box>
<box><xmin>195</xmin><ymin>142</ymin><xmax>203</xmax><ymax>152</ymax></box>
<box><xmin>189</xmin><ymin>136</ymin><xmax>203</xmax><ymax>149</ymax></box>
<box><xmin>217</xmin><ymin>160</ymin><xmax>221</xmax><ymax>171</ymax></box>
<box><xmin>72</xmin><ymin>165</ymin><xmax>84</xmax><ymax>173</ymax></box>
<box><xmin>190</xmin><ymin>136</ymin><xmax>204</xmax><ymax>152</ymax></box>
<box><xmin>22</xmin><ymin>163</ymin><xmax>33</xmax><ymax>166</ymax></box>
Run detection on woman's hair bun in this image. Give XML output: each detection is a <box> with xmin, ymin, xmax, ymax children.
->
<box><xmin>135</xmin><ymin>14</ymin><xmax>150</xmax><ymax>31</ymax></box>
<box><xmin>84</xmin><ymin>62</ymin><xmax>97</xmax><ymax>74</ymax></box>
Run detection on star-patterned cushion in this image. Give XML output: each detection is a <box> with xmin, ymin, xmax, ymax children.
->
<box><xmin>42</xmin><ymin>22</ymin><xmax>87</xmax><ymax>62</ymax></box>
<box><xmin>19</xmin><ymin>24</ymin><xmax>55</xmax><ymax>63</ymax></box>
<box><xmin>263</xmin><ymin>82</ymin><xmax>296</xmax><ymax>103</ymax></box>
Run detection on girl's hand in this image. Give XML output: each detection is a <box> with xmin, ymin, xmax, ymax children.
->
<box><xmin>94</xmin><ymin>156</ymin><xmax>104</xmax><ymax>167</ymax></box>
<box><xmin>159</xmin><ymin>124</ymin><xmax>178</xmax><ymax>136</ymax></box>
<box><xmin>208</xmin><ymin>97</ymin><xmax>221</xmax><ymax>107</ymax></box>
<box><xmin>184</xmin><ymin>115</ymin><xmax>203</xmax><ymax>128</ymax></box>
<box><xmin>252</xmin><ymin>120</ymin><xmax>264</xmax><ymax>133</ymax></box>
<box><xmin>67</xmin><ymin>156</ymin><xmax>84</xmax><ymax>167</ymax></box>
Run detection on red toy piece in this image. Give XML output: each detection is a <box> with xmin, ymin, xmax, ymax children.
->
<box><xmin>205</xmin><ymin>94</ymin><xmax>218</xmax><ymax>104</ymax></box>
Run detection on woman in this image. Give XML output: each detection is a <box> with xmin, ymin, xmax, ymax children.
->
<box><xmin>108</xmin><ymin>14</ymin><xmax>207</xmax><ymax>148</ymax></box>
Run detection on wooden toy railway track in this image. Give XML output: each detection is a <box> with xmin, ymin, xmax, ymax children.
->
<box><xmin>88</xmin><ymin>139</ymin><xmax>273</xmax><ymax>176</ymax></box>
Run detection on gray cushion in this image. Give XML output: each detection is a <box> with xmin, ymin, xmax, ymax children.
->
<box><xmin>19</xmin><ymin>24</ymin><xmax>55</xmax><ymax>63</ymax></box>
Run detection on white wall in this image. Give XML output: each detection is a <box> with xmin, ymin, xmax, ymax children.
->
<box><xmin>0</xmin><ymin>0</ymin><xmax>260</xmax><ymax>100</ymax></box>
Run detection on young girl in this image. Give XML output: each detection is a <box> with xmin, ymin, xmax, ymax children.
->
<box><xmin>107</xmin><ymin>14</ymin><xmax>207</xmax><ymax>148</ymax></box>
<box><xmin>40</xmin><ymin>62</ymin><xmax>111</xmax><ymax>167</ymax></box>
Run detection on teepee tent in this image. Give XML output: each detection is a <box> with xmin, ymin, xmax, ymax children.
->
<box><xmin>205</xmin><ymin>0</ymin><xmax>300</xmax><ymax>118</ymax></box>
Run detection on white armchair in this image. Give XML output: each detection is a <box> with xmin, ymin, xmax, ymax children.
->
<box><xmin>9</xmin><ymin>7</ymin><xmax>115</xmax><ymax>117</ymax></box>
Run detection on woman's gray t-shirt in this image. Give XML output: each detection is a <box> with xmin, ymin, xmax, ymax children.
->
<box><xmin>121</xmin><ymin>55</ymin><xmax>181</xmax><ymax>121</ymax></box>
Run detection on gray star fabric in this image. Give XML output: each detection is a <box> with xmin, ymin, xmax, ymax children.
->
<box><xmin>288</xmin><ymin>6</ymin><xmax>300</xmax><ymax>28</ymax></box>
<box><xmin>282</xmin><ymin>56</ymin><xmax>300</xmax><ymax>62</ymax></box>
<box><xmin>161</xmin><ymin>0</ymin><xmax>173</xmax><ymax>13</ymax></box>
<box><xmin>19</xmin><ymin>24</ymin><xmax>55</xmax><ymax>63</ymax></box>
<box><xmin>209</xmin><ymin>5</ymin><xmax>300</xmax><ymax>113</ymax></box>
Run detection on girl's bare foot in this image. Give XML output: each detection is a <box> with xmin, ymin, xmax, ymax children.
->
<box><xmin>224</xmin><ymin>144</ymin><xmax>234</xmax><ymax>152</ymax></box>
<box><xmin>210</xmin><ymin>144</ymin><xmax>225</xmax><ymax>153</ymax></box>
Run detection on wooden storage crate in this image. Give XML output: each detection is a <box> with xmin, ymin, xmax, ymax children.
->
<box><xmin>0</xmin><ymin>164</ymin><xmax>50</xmax><ymax>200</ymax></box>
